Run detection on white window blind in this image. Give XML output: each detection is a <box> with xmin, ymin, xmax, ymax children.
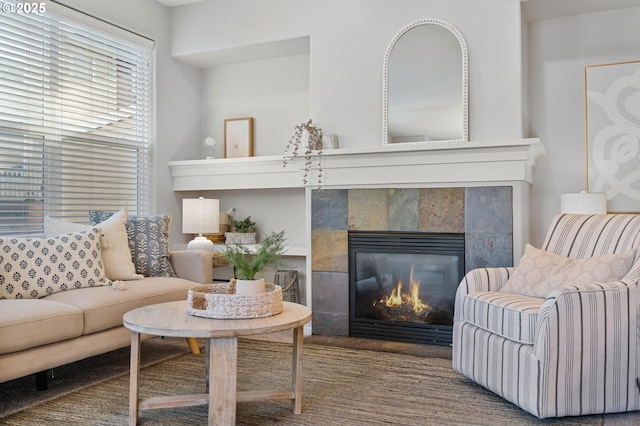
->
<box><xmin>0</xmin><ymin>0</ymin><xmax>154</xmax><ymax>236</ymax></box>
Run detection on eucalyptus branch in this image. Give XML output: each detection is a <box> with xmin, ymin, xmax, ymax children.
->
<box><xmin>283</xmin><ymin>118</ymin><xmax>323</xmax><ymax>187</ymax></box>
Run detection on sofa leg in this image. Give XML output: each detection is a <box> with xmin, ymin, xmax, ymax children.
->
<box><xmin>35</xmin><ymin>370</ymin><xmax>47</xmax><ymax>391</ymax></box>
<box><xmin>186</xmin><ymin>337</ymin><xmax>200</xmax><ymax>355</ymax></box>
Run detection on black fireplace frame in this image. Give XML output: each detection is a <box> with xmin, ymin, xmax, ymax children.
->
<box><xmin>348</xmin><ymin>231</ymin><xmax>465</xmax><ymax>347</ymax></box>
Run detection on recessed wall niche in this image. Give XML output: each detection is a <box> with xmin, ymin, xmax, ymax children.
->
<box><xmin>197</xmin><ymin>37</ymin><xmax>311</xmax><ymax>158</ymax></box>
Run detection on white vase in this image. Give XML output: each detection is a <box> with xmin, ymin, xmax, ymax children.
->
<box><xmin>235</xmin><ymin>278</ymin><xmax>265</xmax><ymax>294</ymax></box>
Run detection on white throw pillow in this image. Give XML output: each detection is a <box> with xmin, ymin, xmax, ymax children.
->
<box><xmin>0</xmin><ymin>228</ymin><xmax>110</xmax><ymax>299</ymax></box>
<box><xmin>45</xmin><ymin>209</ymin><xmax>143</xmax><ymax>281</ymax></box>
<box><xmin>44</xmin><ymin>216</ymin><xmax>87</xmax><ymax>235</ymax></box>
<box><xmin>501</xmin><ymin>244</ymin><xmax>636</xmax><ymax>298</ymax></box>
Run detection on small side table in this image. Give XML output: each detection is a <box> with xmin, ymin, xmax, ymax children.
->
<box><xmin>124</xmin><ymin>300</ymin><xmax>311</xmax><ymax>425</ymax></box>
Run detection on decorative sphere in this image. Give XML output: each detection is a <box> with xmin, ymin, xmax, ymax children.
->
<box><xmin>203</xmin><ymin>135</ymin><xmax>217</xmax><ymax>149</ymax></box>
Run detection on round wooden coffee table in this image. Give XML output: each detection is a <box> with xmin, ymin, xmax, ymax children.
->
<box><xmin>123</xmin><ymin>300</ymin><xmax>311</xmax><ymax>425</ymax></box>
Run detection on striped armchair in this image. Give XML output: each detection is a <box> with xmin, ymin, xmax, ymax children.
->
<box><xmin>452</xmin><ymin>214</ymin><xmax>640</xmax><ymax>418</ymax></box>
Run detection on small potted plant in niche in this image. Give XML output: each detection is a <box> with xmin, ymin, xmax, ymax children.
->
<box><xmin>222</xmin><ymin>230</ymin><xmax>288</xmax><ymax>294</ymax></box>
<box><xmin>225</xmin><ymin>215</ymin><xmax>257</xmax><ymax>244</ymax></box>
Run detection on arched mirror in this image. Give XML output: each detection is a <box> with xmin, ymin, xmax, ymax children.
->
<box><xmin>382</xmin><ymin>19</ymin><xmax>468</xmax><ymax>146</ymax></box>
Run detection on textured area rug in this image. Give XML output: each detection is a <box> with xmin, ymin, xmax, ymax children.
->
<box><xmin>3</xmin><ymin>338</ymin><xmax>635</xmax><ymax>425</ymax></box>
<box><xmin>0</xmin><ymin>337</ymin><xmax>190</xmax><ymax>418</ymax></box>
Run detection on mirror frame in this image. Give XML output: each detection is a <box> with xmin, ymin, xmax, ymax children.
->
<box><xmin>382</xmin><ymin>19</ymin><xmax>468</xmax><ymax>146</ymax></box>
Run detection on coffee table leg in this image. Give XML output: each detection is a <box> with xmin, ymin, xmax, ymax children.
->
<box><xmin>292</xmin><ymin>325</ymin><xmax>304</xmax><ymax>414</ymax></box>
<box><xmin>205</xmin><ymin>339</ymin><xmax>210</xmax><ymax>393</ymax></box>
<box><xmin>208</xmin><ymin>337</ymin><xmax>238</xmax><ymax>425</ymax></box>
<box><xmin>129</xmin><ymin>331</ymin><xmax>141</xmax><ymax>426</ymax></box>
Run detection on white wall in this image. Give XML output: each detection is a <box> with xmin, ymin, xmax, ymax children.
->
<box><xmin>527</xmin><ymin>7</ymin><xmax>640</xmax><ymax>245</ymax></box>
<box><xmin>56</xmin><ymin>0</ymin><xmax>202</xmax><ymax>242</ymax></box>
<box><xmin>171</xmin><ymin>0</ymin><xmax>525</xmax><ymax>152</ymax></box>
<box><xmin>165</xmin><ymin>0</ymin><xmax>527</xmax><ymax>248</ymax></box>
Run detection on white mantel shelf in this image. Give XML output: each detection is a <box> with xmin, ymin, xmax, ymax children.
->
<box><xmin>169</xmin><ymin>138</ymin><xmax>545</xmax><ymax>191</ymax></box>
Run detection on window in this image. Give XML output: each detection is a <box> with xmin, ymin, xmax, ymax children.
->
<box><xmin>0</xmin><ymin>0</ymin><xmax>154</xmax><ymax>235</ymax></box>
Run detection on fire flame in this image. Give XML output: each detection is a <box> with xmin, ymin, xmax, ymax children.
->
<box><xmin>383</xmin><ymin>266</ymin><xmax>430</xmax><ymax>313</ymax></box>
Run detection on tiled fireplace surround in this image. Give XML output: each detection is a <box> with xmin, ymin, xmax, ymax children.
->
<box><xmin>311</xmin><ymin>186</ymin><xmax>513</xmax><ymax>336</ymax></box>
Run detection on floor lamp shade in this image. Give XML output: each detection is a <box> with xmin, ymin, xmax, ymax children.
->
<box><xmin>560</xmin><ymin>192</ymin><xmax>607</xmax><ymax>214</ymax></box>
<box><xmin>183</xmin><ymin>197</ymin><xmax>219</xmax><ymax>251</ymax></box>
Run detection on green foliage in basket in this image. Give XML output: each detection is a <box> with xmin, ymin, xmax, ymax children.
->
<box><xmin>223</xmin><ymin>230</ymin><xmax>288</xmax><ymax>280</ymax></box>
<box><xmin>228</xmin><ymin>216</ymin><xmax>256</xmax><ymax>233</ymax></box>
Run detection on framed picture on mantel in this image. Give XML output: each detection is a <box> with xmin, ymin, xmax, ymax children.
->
<box><xmin>224</xmin><ymin>117</ymin><xmax>254</xmax><ymax>158</ymax></box>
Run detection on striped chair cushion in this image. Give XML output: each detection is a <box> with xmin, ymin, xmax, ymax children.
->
<box><xmin>459</xmin><ymin>291</ymin><xmax>544</xmax><ymax>344</ymax></box>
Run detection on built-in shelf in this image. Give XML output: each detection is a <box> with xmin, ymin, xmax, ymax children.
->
<box><xmin>172</xmin><ymin>243</ymin><xmax>306</xmax><ymax>257</ymax></box>
<box><xmin>173</xmin><ymin>36</ymin><xmax>310</xmax><ymax>69</ymax></box>
<box><xmin>169</xmin><ymin>155</ymin><xmax>299</xmax><ymax>190</ymax></box>
<box><xmin>169</xmin><ymin>138</ymin><xmax>545</xmax><ymax>191</ymax></box>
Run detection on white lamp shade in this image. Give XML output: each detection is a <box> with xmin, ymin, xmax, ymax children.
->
<box><xmin>560</xmin><ymin>192</ymin><xmax>607</xmax><ymax>214</ymax></box>
<box><xmin>182</xmin><ymin>197</ymin><xmax>220</xmax><ymax>234</ymax></box>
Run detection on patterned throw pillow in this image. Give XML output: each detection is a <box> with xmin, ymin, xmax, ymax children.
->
<box><xmin>500</xmin><ymin>244</ymin><xmax>572</xmax><ymax>297</ymax></box>
<box><xmin>0</xmin><ymin>228</ymin><xmax>110</xmax><ymax>299</ymax></box>
<box><xmin>501</xmin><ymin>244</ymin><xmax>637</xmax><ymax>298</ymax></box>
<box><xmin>89</xmin><ymin>211</ymin><xmax>176</xmax><ymax>278</ymax></box>
<box><xmin>44</xmin><ymin>209</ymin><xmax>143</xmax><ymax>281</ymax></box>
<box><xmin>544</xmin><ymin>249</ymin><xmax>636</xmax><ymax>291</ymax></box>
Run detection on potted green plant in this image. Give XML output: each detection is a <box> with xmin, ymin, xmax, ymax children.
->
<box><xmin>222</xmin><ymin>230</ymin><xmax>288</xmax><ymax>294</ymax></box>
<box><xmin>225</xmin><ymin>215</ymin><xmax>257</xmax><ymax>244</ymax></box>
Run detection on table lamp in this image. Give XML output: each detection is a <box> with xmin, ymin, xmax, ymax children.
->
<box><xmin>560</xmin><ymin>192</ymin><xmax>607</xmax><ymax>214</ymax></box>
<box><xmin>182</xmin><ymin>197</ymin><xmax>219</xmax><ymax>251</ymax></box>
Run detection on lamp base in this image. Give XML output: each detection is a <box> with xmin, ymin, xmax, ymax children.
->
<box><xmin>187</xmin><ymin>236</ymin><xmax>214</xmax><ymax>252</ymax></box>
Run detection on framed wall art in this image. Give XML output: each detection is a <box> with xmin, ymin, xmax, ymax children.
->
<box><xmin>224</xmin><ymin>117</ymin><xmax>254</xmax><ymax>158</ymax></box>
<box><xmin>585</xmin><ymin>60</ymin><xmax>640</xmax><ymax>212</ymax></box>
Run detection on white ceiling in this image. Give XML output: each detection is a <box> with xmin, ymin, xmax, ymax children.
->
<box><xmin>154</xmin><ymin>0</ymin><xmax>640</xmax><ymax>18</ymax></box>
<box><xmin>154</xmin><ymin>0</ymin><xmax>202</xmax><ymax>7</ymax></box>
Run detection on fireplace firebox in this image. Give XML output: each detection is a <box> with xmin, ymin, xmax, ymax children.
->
<box><xmin>349</xmin><ymin>231</ymin><xmax>464</xmax><ymax>346</ymax></box>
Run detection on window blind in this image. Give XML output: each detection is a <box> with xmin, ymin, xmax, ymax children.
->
<box><xmin>0</xmin><ymin>0</ymin><xmax>153</xmax><ymax>236</ymax></box>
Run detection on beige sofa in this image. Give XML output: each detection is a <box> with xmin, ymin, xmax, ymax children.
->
<box><xmin>0</xmin><ymin>250</ymin><xmax>212</xmax><ymax>388</ymax></box>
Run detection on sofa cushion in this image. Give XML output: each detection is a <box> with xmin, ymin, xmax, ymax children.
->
<box><xmin>500</xmin><ymin>244</ymin><xmax>636</xmax><ymax>298</ymax></box>
<box><xmin>0</xmin><ymin>228</ymin><xmax>110</xmax><ymax>299</ymax></box>
<box><xmin>0</xmin><ymin>299</ymin><xmax>83</xmax><ymax>354</ymax></box>
<box><xmin>89</xmin><ymin>211</ymin><xmax>176</xmax><ymax>278</ymax></box>
<box><xmin>43</xmin><ymin>277</ymin><xmax>195</xmax><ymax>334</ymax></box>
<box><xmin>459</xmin><ymin>291</ymin><xmax>544</xmax><ymax>344</ymax></box>
<box><xmin>45</xmin><ymin>209</ymin><xmax>143</xmax><ymax>282</ymax></box>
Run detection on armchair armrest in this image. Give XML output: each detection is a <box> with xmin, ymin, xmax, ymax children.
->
<box><xmin>169</xmin><ymin>250</ymin><xmax>213</xmax><ymax>284</ymax></box>
<box><xmin>456</xmin><ymin>267</ymin><xmax>514</xmax><ymax>295</ymax></box>
<box><xmin>454</xmin><ymin>267</ymin><xmax>514</xmax><ymax>321</ymax></box>
<box><xmin>534</xmin><ymin>278</ymin><xmax>639</xmax><ymax>363</ymax></box>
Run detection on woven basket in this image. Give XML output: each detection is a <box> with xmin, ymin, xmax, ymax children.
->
<box><xmin>274</xmin><ymin>270</ymin><xmax>300</xmax><ymax>303</ymax></box>
<box><xmin>187</xmin><ymin>282</ymin><xmax>283</xmax><ymax>319</ymax></box>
